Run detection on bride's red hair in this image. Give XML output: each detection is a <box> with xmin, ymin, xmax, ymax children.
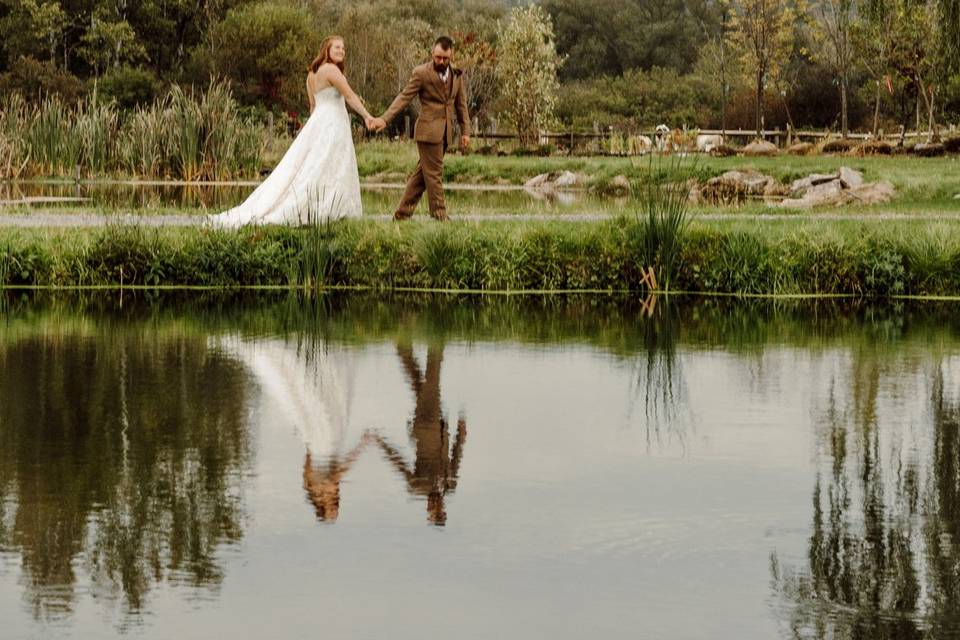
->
<box><xmin>309</xmin><ymin>36</ymin><xmax>346</xmax><ymax>74</ymax></box>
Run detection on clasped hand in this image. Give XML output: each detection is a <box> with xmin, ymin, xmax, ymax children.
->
<box><xmin>364</xmin><ymin>116</ymin><xmax>386</xmax><ymax>132</ymax></box>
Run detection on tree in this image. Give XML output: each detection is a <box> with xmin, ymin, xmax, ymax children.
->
<box><xmin>0</xmin><ymin>0</ymin><xmax>67</xmax><ymax>64</ymax></box>
<box><xmin>728</xmin><ymin>0</ymin><xmax>797</xmax><ymax>137</ymax></box>
<box><xmin>206</xmin><ymin>1</ymin><xmax>315</xmax><ymax>110</ymax></box>
<box><xmin>78</xmin><ymin>10</ymin><xmax>147</xmax><ymax>76</ymax></box>
<box><xmin>542</xmin><ymin>0</ymin><xmax>719</xmax><ymax>80</ymax></box>
<box><xmin>452</xmin><ymin>31</ymin><xmax>498</xmax><ymax>130</ymax></box>
<box><xmin>496</xmin><ymin>5</ymin><xmax>563</xmax><ymax>147</ymax></box>
<box><xmin>852</xmin><ymin>0</ymin><xmax>895</xmax><ymax>135</ymax></box>
<box><xmin>887</xmin><ymin>0</ymin><xmax>941</xmax><ymax>139</ymax></box>
<box><xmin>809</xmin><ymin>0</ymin><xmax>855</xmax><ymax>136</ymax></box>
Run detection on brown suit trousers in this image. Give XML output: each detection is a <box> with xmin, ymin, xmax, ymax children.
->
<box><xmin>381</xmin><ymin>63</ymin><xmax>470</xmax><ymax>220</ymax></box>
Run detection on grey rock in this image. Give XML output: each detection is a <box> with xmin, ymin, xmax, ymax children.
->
<box><xmin>743</xmin><ymin>140</ymin><xmax>778</xmax><ymax>156</ymax></box>
<box><xmin>838</xmin><ymin>166</ymin><xmax>864</xmax><ymax>189</ymax></box>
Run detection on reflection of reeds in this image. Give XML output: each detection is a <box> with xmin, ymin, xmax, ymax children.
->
<box><xmin>626</xmin><ymin>297</ymin><xmax>689</xmax><ymax>450</ymax></box>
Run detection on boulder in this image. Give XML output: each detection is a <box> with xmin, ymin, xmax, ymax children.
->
<box><xmin>838</xmin><ymin>166</ymin><xmax>864</xmax><ymax>189</ymax></box>
<box><xmin>710</xmin><ymin>144</ymin><xmax>738</xmax><ymax>157</ymax></box>
<box><xmin>699</xmin><ymin>169</ymin><xmax>775</xmax><ymax>204</ymax></box>
<box><xmin>743</xmin><ymin>140</ymin><xmax>778</xmax><ymax>156</ymax></box>
<box><xmin>780</xmin><ymin>178</ymin><xmax>895</xmax><ymax>208</ymax></box>
<box><xmin>608</xmin><ymin>174</ymin><xmax>631</xmax><ymax>193</ymax></box>
<box><xmin>821</xmin><ymin>138</ymin><xmax>859</xmax><ymax>154</ymax></box>
<box><xmin>779</xmin><ymin>179</ymin><xmax>846</xmax><ymax>208</ymax></box>
<box><xmin>914</xmin><ymin>143</ymin><xmax>946</xmax><ymax>157</ymax></box>
<box><xmin>789</xmin><ymin>172</ymin><xmax>839</xmax><ymax>196</ymax></box>
<box><xmin>854</xmin><ymin>140</ymin><xmax>893</xmax><ymax>155</ymax></box>
<box><xmin>523</xmin><ymin>170</ymin><xmax>585</xmax><ymax>190</ymax></box>
<box><xmin>847</xmin><ymin>181</ymin><xmax>895</xmax><ymax>205</ymax></box>
<box><xmin>786</xmin><ymin>142</ymin><xmax>815</xmax><ymax>156</ymax></box>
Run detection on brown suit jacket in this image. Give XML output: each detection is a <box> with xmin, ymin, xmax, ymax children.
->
<box><xmin>382</xmin><ymin>62</ymin><xmax>471</xmax><ymax>147</ymax></box>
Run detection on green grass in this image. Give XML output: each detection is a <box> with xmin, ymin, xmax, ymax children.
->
<box><xmin>5</xmin><ymin>217</ymin><xmax>960</xmax><ymax>296</ymax></box>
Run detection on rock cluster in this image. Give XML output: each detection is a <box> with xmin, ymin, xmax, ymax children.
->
<box><xmin>523</xmin><ymin>170</ymin><xmax>585</xmax><ymax>190</ymax></box>
<box><xmin>779</xmin><ymin>167</ymin><xmax>894</xmax><ymax>208</ymax></box>
<box><xmin>694</xmin><ymin>166</ymin><xmax>896</xmax><ymax>208</ymax></box>
<box><xmin>696</xmin><ymin>170</ymin><xmax>786</xmax><ymax>204</ymax></box>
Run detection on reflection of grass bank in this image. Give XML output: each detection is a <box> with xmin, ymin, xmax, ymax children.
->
<box><xmin>5</xmin><ymin>218</ymin><xmax>960</xmax><ymax>296</ymax></box>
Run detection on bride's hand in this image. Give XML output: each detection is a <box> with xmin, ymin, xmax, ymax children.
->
<box><xmin>364</xmin><ymin>116</ymin><xmax>377</xmax><ymax>131</ymax></box>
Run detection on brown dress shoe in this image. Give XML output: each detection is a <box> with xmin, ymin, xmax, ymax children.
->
<box><xmin>393</xmin><ymin>210</ymin><xmax>413</xmax><ymax>221</ymax></box>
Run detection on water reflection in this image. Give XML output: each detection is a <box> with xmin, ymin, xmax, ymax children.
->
<box><xmin>0</xmin><ymin>181</ymin><xmax>634</xmax><ymax>216</ymax></box>
<box><xmin>373</xmin><ymin>342</ymin><xmax>467</xmax><ymax>526</ymax></box>
<box><xmin>0</xmin><ymin>330</ymin><xmax>253</xmax><ymax>619</ymax></box>
<box><xmin>6</xmin><ymin>292</ymin><xmax>960</xmax><ymax>637</ymax></box>
<box><xmin>771</xmin><ymin>358</ymin><xmax>960</xmax><ymax>638</ymax></box>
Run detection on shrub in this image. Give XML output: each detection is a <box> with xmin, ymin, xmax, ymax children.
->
<box><xmin>97</xmin><ymin>66</ymin><xmax>161</xmax><ymax>110</ymax></box>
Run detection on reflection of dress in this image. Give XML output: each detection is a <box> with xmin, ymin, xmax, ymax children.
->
<box><xmin>210</xmin><ymin>86</ymin><xmax>363</xmax><ymax>227</ymax></box>
<box><xmin>218</xmin><ymin>336</ymin><xmax>360</xmax><ymax>521</ymax></box>
<box><xmin>222</xmin><ymin>337</ymin><xmax>355</xmax><ymax>459</ymax></box>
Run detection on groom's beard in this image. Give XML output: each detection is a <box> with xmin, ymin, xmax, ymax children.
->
<box><xmin>433</xmin><ymin>62</ymin><xmax>449</xmax><ymax>74</ymax></box>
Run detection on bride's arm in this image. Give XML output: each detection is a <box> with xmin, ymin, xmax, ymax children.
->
<box><xmin>306</xmin><ymin>73</ymin><xmax>316</xmax><ymax>114</ymax></box>
<box><xmin>320</xmin><ymin>64</ymin><xmax>374</xmax><ymax>122</ymax></box>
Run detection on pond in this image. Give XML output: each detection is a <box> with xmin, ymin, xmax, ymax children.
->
<box><xmin>0</xmin><ymin>181</ymin><xmax>633</xmax><ymax>217</ymax></box>
<box><xmin>1</xmin><ymin>292</ymin><xmax>960</xmax><ymax>638</ymax></box>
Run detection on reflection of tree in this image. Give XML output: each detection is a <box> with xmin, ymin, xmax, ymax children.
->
<box><xmin>373</xmin><ymin>342</ymin><xmax>467</xmax><ymax>526</ymax></box>
<box><xmin>0</xmin><ymin>333</ymin><xmax>252</xmax><ymax>620</ymax></box>
<box><xmin>772</xmin><ymin>362</ymin><xmax>960</xmax><ymax>638</ymax></box>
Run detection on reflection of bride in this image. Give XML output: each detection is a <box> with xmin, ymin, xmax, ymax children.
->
<box><xmin>219</xmin><ymin>336</ymin><xmax>364</xmax><ymax>522</ymax></box>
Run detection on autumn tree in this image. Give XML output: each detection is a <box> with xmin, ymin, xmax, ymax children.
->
<box><xmin>728</xmin><ymin>0</ymin><xmax>797</xmax><ymax>137</ymax></box>
<box><xmin>496</xmin><ymin>5</ymin><xmax>562</xmax><ymax>147</ymax></box>
<box><xmin>809</xmin><ymin>0</ymin><xmax>855</xmax><ymax>136</ymax></box>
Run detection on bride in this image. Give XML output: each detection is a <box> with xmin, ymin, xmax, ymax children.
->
<box><xmin>211</xmin><ymin>36</ymin><xmax>376</xmax><ymax>227</ymax></box>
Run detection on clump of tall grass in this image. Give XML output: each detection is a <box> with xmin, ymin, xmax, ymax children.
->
<box><xmin>629</xmin><ymin>154</ymin><xmax>696</xmax><ymax>291</ymax></box>
<box><xmin>295</xmin><ymin>187</ymin><xmax>345</xmax><ymax>289</ymax></box>
<box><xmin>0</xmin><ymin>81</ymin><xmax>268</xmax><ymax>180</ymax></box>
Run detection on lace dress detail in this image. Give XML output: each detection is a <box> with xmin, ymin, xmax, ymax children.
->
<box><xmin>211</xmin><ymin>86</ymin><xmax>362</xmax><ymax>227</ymax></box>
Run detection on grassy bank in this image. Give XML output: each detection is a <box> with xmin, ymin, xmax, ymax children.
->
<box><xmin>3</xmin><ymin>217</ymin><xmax>960</xmax><ymax>297</ymax></box>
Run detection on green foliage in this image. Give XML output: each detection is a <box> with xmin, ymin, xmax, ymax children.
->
<box><xmin>0</xmin><ymin>56</ymin><xmax>84</xmax><ymax>102</ymax></box>
<box><xmin>542</xmin><ymin>0</ymin><xmax>719</xmax><ymax>80</ymax></box>
<box><xmin>5</xmin><ymin>219</ymin><xmax>960</xmax><ymax>297</ymax></box>
<box><xmin>496</xmin><ymin>5</ymin><xmax>563</xmax><ymax>147</ymax></box>
<box><xmin>558</xmin><ymin>68</ymin><xmax>715</xmax><ymax>129</ymax></box>
<box><xmin>97</xmin><ymin>66</ymin><xmax>161</xmax><ymax>110</ymax></box>
<box><xmin>205</xmin><ymin>2</ymin><xmax>315</xmax><ymax>111</ymax></box>
<box><xmin>0</xmin><ymin>81</ymin><xmax>266</xmax><ymax>180</ymax></box>
<box><xmin>629</xmin><ymin>155</ymin><xmax>696</xmax><ymax>290</ymax></box>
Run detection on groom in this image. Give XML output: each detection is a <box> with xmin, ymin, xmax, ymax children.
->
<box><xmin>372</xmin><ymin>36</ymin><xmax>471</xmax><ymax>221</ymax></box>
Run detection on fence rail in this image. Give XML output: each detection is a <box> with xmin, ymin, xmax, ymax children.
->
<box><xmin>474</xmin><ymin>127</ymin><xmax>949</xmax><ymax>145</ymax></box>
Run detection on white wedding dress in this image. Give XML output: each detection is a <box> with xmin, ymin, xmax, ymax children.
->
<box><xmin>211</xmin><ymin>86</ymin><xmax>363</xmax><ymax>227</ymax></box>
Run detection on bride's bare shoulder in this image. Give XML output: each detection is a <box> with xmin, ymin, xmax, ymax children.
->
<box><xmin>314</xmin><ymin>62</ymin><xmax>343</xmax><ymax>79</ymax></box>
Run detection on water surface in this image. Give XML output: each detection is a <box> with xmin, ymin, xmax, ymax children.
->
<box><xmin>2</xmin><ymin>294</ymin><xmax>960</xmax><ymax>638</ymax></box>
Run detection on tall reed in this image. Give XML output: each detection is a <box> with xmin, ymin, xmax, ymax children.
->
<box><xmin>0</xmin><ymin>82</ymin><xmax>269</xmax><ymax>180</ymax></box>
<box><xmin>631</xmin><ymin>154</ymin><xmax>696</xmax><ymax>290</ymax></box>
<box><xmin>295</xmin><ymin>187</ymin><xmax>343</xmax><ymax>289</ymax></box>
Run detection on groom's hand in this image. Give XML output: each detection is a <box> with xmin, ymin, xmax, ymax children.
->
<box><xmin>371</xmin><ymin>117</ymin><xmax>387</xmax><ymax>132</ymax></box>
<box><xmin>460</xmin><ymin>134</ymin><xmax>470</xmax><ymax>149</ymax></box>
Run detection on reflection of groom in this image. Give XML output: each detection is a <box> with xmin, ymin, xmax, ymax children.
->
<box><xmin>372</xmin><ymin>36</ymin><xmax>471</xmax><ymax>221</ymax></box>
<box><xmin>373</xmin><ymin>342</ymin><xmax>467</xmax><ymax>525</ymax></box>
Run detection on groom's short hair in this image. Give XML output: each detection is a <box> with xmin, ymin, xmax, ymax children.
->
<box><xmin>434</xmin><ymin>36</ymin><xmax>454</xmax><ymax>51</ymax></box>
